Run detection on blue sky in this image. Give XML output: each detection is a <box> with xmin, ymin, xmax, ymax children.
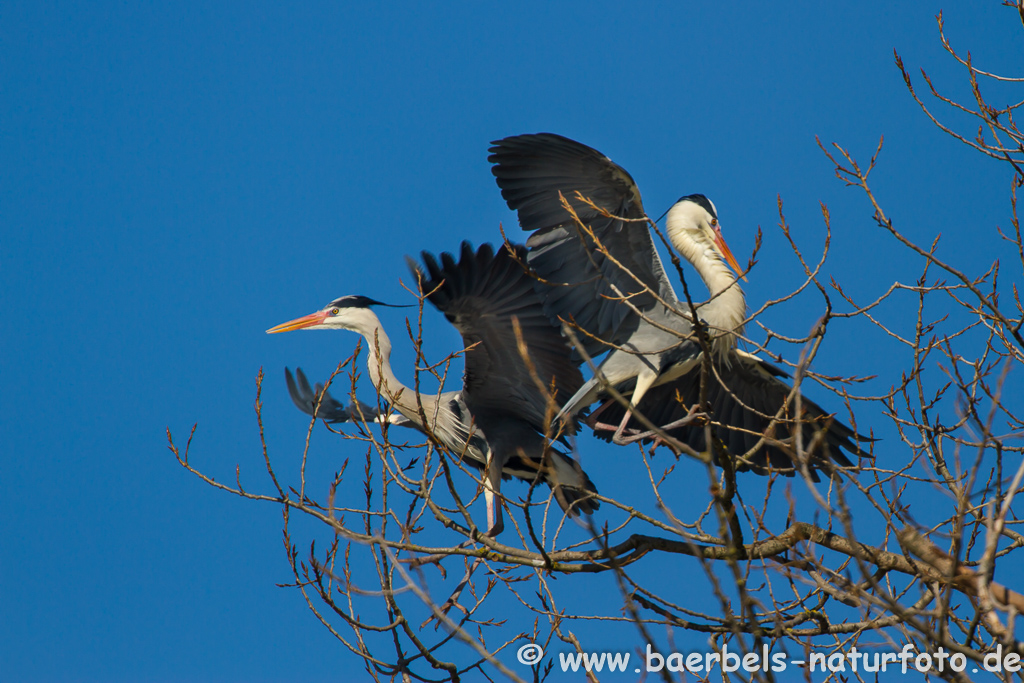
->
<box><xmin>3</xmin><ymin>2</ymin><xmax>1022</xmax><ymax>681</ymax></box>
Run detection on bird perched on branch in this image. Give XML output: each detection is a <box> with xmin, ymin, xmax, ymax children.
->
<box><xmin>489</xmin><ymin>132</ymin><xmax>870</xmax><ymax>479</ymax></box>
<box><xmin>268</xmin><ymin>241</ymin><xmax>598</xmax><ymax>533</ymax></box>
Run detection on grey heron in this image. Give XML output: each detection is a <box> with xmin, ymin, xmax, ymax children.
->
<box><xmin>489</xmin><ymin>133</ymin><xmax>869</xmax><ymax>479</ymax></box>
<box><xmin>268</xmin><ymin>242</ymin><xmax>598</xmax><ymax>534</ymax></box>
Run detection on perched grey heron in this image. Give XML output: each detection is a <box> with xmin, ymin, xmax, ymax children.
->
<box><xmin>489</xmin><ymin>133</ymin><xmax>869</xmax><ymax>479</ymax></box>
<box><xmin>268</xmin><ymin>242</ymin><xmax>598</xmax><ymax>534</ymax></box>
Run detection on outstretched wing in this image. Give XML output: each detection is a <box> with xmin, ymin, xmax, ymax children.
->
<box><xmin>285</xmin><ymin>367</ymin><xmax>410</xmax><ymax>427</ymax></box>
<box><xmin>408</xmin><ymin>241</ymin><xmax>583</xmax><ymax>430</ymax></box>
<box><xmin>594</xmin><ymin>351</ymin><xmax>871</xmax><ymax>480</ymax></box>
<box><xmin>489</xmin><ymin>132</ymin><xmax>679</xmax><ymax>358</ymax></box>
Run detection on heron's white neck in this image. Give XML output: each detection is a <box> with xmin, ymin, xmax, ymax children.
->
<box><xmin>667</xmin><ymin>226</ymin><xmax>746</xmax><ymax>354</ymax></box>
<box><xmin>343</xmin><ymin>309</ymin><xmax>415</xmax><ymax>415</ymax></box>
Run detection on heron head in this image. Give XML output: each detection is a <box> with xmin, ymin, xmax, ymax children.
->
<box><xmin>266</xmin><ymin>295</ymin><xmax>390</xmax><ymax>334</ymax></box>
<box><xmin>665</xmin><ymin>194</ymin><xmax>746</xmax><ymax>282</ymax></box>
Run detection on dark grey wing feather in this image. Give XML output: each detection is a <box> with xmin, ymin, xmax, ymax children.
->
<box><xmin>489</xmin><ymin>133</ymin><xmax>680</xmax><ymax>358</ymax></box>
<box><xmin>286</xmin><ymin>367</ymin><xmax>357</xmax><ymax>423</ymax></box>
<box><xmin>285</xmin><ymin>367</ymin><xmax>396</xmax><ymax>425</ymax></box>
<box><xmin>408</xmin><ymin>242</ymin><xmax>584</xmax><ymax>430</ymax></box>
<box><xmin>593</xmin><ymin>353</ymin><xmax>871</xmax><ymax>479</ymax></box>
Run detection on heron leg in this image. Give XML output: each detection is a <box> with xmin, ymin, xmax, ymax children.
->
<box><xmin>610</xmin><ymin>409</ymin><xmax>640</xmax><ymax>445</ymax></box>
<box><xmin>582</xmin><ymin>398</ymin><xmax>615</xmax><ymax>428</ymax></box>
<box><xmin>588</xmin><ymin>408</ymin><xmax>645</xmax><ymax>437</ymax></box>
<box><xmin>483</xmin><ymin>454</ymin><xmax>505</xmax><ymax>537</ymax></box>
<box><xmin>585</xmin><ymin>399</ymin><xmax>648</xmax><ymax>440</ymax></box>
<box><xmin>599</xmin><ymin>404</ymin><xmax>706</xmax><ymax>445</ymax></box>
<box><xmin>606</xmin><ymin>373</ymin><xmax>661</xmax><ymax>445</ymax></box>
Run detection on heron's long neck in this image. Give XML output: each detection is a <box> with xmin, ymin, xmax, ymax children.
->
<box><xmin>353</xmin><ymin>312</ymin><xmax>428</xmax><ymax>424</ymax></box>
<box><xmin>698</xmin><ymin>258</ymin><xmax>746</xmax><ymax>350</ymax></box>
<box><xmin>677</xmin><ymin>239</ymin><xmax>747</xmax><ymax>354</ymax></box>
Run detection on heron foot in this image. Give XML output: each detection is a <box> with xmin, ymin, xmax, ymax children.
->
<box><xmin>591</xmin><ymin>404</ymin><xmax>707</xmax><ymax>446</ymax></box>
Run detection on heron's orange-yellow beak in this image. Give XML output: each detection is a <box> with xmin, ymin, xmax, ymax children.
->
<box><xmin>714</xmin><ymin>231</ymin><xmax>748</xmax><ymax>283</ymax></box>
<box><xmin>266</xmin><ymin>311</ymin><xmax>329</xmax><ymax>334</ymax></box>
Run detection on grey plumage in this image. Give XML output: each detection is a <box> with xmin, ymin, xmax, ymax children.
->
<box><xmin>593</xmin><ymin>352</ymin><xmax>867</xmax><ymax>480</ymax></box>
<box><xmin>410</xmin><ymin>243</ymin><xmax>598</xmax><ymax>526</ymax></box>
<box><xmin>269</xmin><ymin>241</ymin><xmax>598</xmax><ymax>533</ymax></box>
<box><xmin>490</xmin><ymin>132</ymin><xmax>871</xmax><ymax>479</ymax></box>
